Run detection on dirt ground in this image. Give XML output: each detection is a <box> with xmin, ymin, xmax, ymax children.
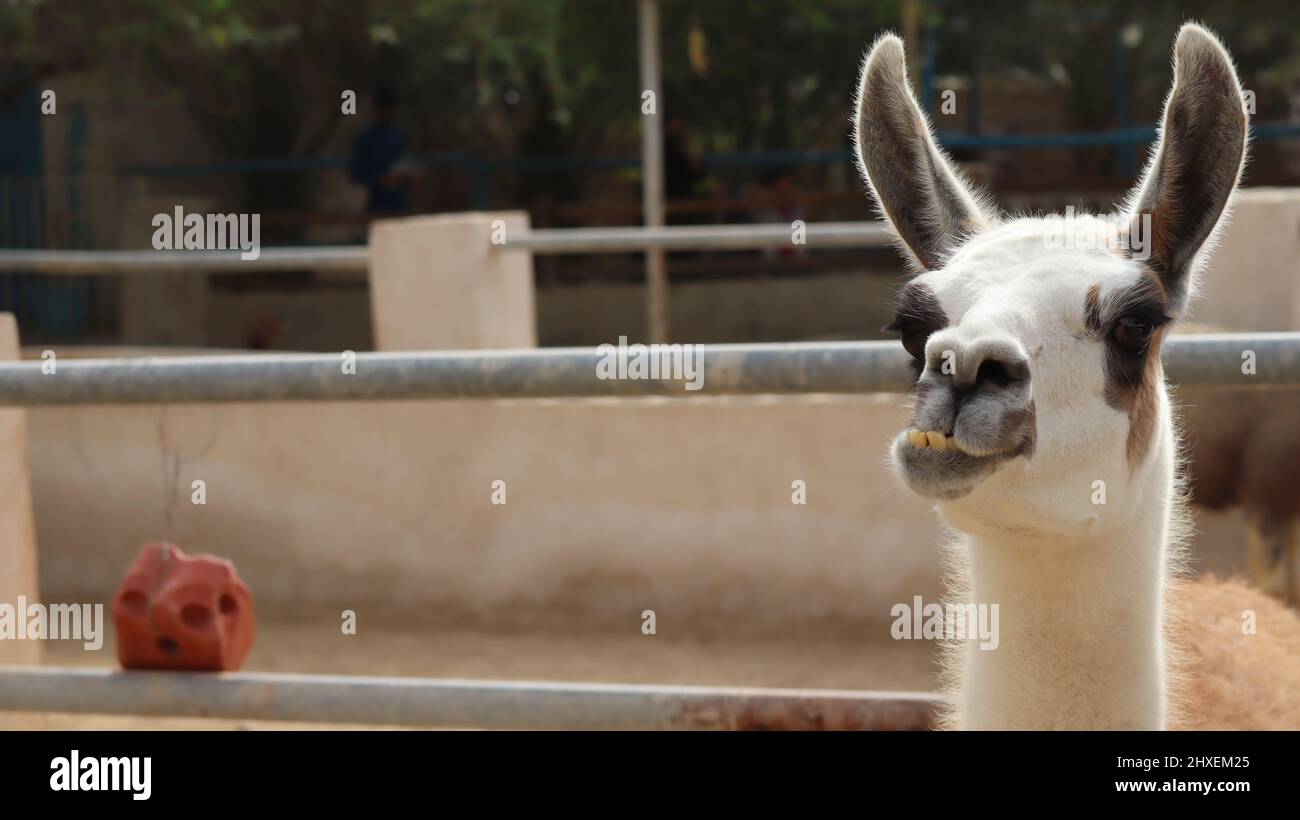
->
<box><xmin>0</xmin><ymin>607</ymin><xmax>937</xmax><ymax>730</ymax></box>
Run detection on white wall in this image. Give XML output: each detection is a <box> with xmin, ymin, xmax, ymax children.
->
<box><xmin>27</xmin><ymin>389</ymin><xmax>944</xmax><ymax>626</ymax></box>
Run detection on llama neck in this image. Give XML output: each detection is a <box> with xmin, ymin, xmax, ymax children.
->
<box><xmin>954</xmin><ymin>458</ymin><xmax>1176</xmax><ymax>730</ymax></box>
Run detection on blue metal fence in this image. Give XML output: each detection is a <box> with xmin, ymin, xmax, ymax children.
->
<box><xmin>0</xmin><ymin>91</ymin><xmax>109</xmax><ymax>344</ymax></box>
<box><xmin>114</xmin><ymin>122</ymin><xmax>1300</xmax><ymax>210</ymax></box>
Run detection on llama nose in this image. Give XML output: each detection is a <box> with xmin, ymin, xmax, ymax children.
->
<box><xmin>911</xmin><ymin>335</ymin><xmax>1034</xmax><ymax>457</ymax></box>
<box><xmin>926</xmin><ymin>336</ymin><xmax>1031</xmax><ymax>396</ymax></box>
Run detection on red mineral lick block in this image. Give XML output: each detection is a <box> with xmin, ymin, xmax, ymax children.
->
<box><xmin>112</xmin><ymin>542</ymin><xmax>255</xmax><ymax>671</ymax></box>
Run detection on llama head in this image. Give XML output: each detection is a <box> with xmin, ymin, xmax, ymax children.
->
<box><xmin>855</xmin><ymin>23</ymin><xmax>1247</xmax><ymax>537</ymax></box>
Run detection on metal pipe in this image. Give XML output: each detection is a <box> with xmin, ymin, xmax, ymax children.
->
<box><xmin>638</xmin><ymin>0</ymin><xmax>669</xmax><ymax>342</ymax></box>
<box><xmin>0</xmin><ymin>334</ymin><xmax>1294</xmax><ymax>406</ymax></box>
<box><xmin>0</xmin><ymin>222</ymin><xmax>895</xmax><ymax>275</ymax></box>
<box><xmin>0</xmin><ymin>247</ymin><xmax>369</xmax><ymax>275</ymax></box>
<box><xmin>0</xmin><ymin>342</ymin><xmax>902</xmax><ymax>404</ymax></box>
<box><xmin>0</xmin><ymin>666</ymin><xmax>939</xmax><ymax>730</ymax></box>
<box><xmin>503</xmin><ymin>221</ymin><xmax>894</xmax><ymax>253</ymax></box>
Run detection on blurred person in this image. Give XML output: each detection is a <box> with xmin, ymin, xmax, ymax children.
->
<box><xmin>664</xmin><ymin>114</ymin><xmax>705</xmax><ymax>226</ymax></box>
<box><xmin>350</xmin><ymin>87</ymin><xmax>413</xmax><ymax>214</ymax></box>
<box><xmin>664</xmin><ymin>115</ymin><xmax>703</xmax><ymax>200</ymax></box>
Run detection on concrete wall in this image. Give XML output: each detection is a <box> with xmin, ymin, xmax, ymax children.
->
<box><xmin>1194</xmin><ymin>188</ymin><xmax>1300</xmax><ymax>331</ymax></box>
<box><xmin>26</xmin><ymin>389</ymin><xmax>944</xmax><ymax>626</ymax></box>
<box><xmin>537</xmin><ymin>266</ymin><xmax>906</xmax><ymax>346</ymax></box>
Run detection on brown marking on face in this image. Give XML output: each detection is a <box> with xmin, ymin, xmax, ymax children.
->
<box><xmin>1084</xmin><ymin>284</ymin><xmax>1103</xmax><ymax>335</ymax></box>
<box><xmin>1122</xmin><ymin>327</ymin><xmax>1168</xmax><ymax>466</ymax></box>
<box><xmin>1092</xmin><ymin>278</ymin><xmax>1174</xmax><ymax>468</ymax></box>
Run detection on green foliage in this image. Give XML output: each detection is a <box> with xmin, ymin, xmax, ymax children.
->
<box><xmin>3</xmin><ymin>0</ymin><xmax>1297</xmax><ymax>206</ymax></box>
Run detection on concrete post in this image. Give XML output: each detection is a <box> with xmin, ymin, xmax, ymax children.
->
<box><xmin>368</xmin><ymin>211</ymin><xmax>536</xmax><ymax>351</ymax></box>
<box><xmin>1196</xmin><ymin>188</ymin><xmax>1300</xmax><ymax>331</ymax></box>
<box><xmin>0</xmin><ymin>313</ymin><xmax>41</xmax><ymax>665</ymax></box>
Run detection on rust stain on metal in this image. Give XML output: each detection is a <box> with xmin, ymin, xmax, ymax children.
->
<box><xmin>673</xmin><ymin>692</ymin><xmax>940</xmax><ymax>731</ymax></box>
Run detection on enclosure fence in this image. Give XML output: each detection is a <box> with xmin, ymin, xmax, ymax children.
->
<box><xmin>0</xmin><ymin>334</ymin><xmax>1296</xmax><ymax>405</ymax></box>
<box><xmin>0</xmin><ymin>667</ymin><xmax>938</xmax><ymax>730</ymax></box>
<box><xmin>0</xmin><ymin>222</ymin><xmax>1296</xmax><ymax>729</ymax></box>
<box><xmin>0</xmin><ymin>221</ymin><xmax>894</xmax><ymax>275</ymax></box>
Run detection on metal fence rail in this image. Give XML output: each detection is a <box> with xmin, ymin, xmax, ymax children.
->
<box><xmin>0</xmin><ymin>666</ymin><xmax>938</xmax><ymax>730</ymax></box>
<box><xmin>0</xmin><ymin>247</ymin><xmax>369</xmax><ymax>275</ymax></box>
<box><xmin>0</xmin><ymin>222</ymin><xmax>893</xmax><ymax>275</ymax></box>
<box><xmin>501</xmin><ymin>221</ymin><xmax>893</xmax><ymax>254</ymax></box>
<box><xmin>0</xmin><ymin>334</ymin><xmax>1295</xmax><ymax>406</ymax></box>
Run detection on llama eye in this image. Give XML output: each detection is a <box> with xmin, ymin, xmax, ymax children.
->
<box><xmin>1111</xmin><ymin>315</ymin><xmax>1155</xmax><ymax>351</ymax></box>
<box><xmin>901</xmin><ymin>328</ymin><xmax>928</xmax><ymax>360</ymax></box>
<box><xmin>884</xmin><ymin>319</ymin><xmax>928</xmax><ymax>360</ymax></box>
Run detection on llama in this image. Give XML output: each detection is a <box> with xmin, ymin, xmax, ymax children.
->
<box><xmin>854</xmin><ymin>23</ymin><xmax>1300</xmax><ymax>729</ymax></box>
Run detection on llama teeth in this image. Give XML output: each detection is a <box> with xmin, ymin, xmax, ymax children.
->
<box><xmin>907</xmin><ymin>429</ymin><xmax>972</xmax><ymax>454</ymax></box>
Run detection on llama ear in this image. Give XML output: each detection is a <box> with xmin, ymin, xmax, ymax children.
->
<box><xmin>1124</xmin><ymin>23</ymin><xmax>1248</xmax><ymax>313</ymax></box>
<box><xmin>853</xmin><ymin>34</ymin><xmax>994</xmax><ymax>270</ymax></box>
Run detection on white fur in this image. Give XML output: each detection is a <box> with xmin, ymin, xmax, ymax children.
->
<box><xmin>920</xmin><ymin>220</ymin><xmax>1178</xmax><ymax>729</ymax></box>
